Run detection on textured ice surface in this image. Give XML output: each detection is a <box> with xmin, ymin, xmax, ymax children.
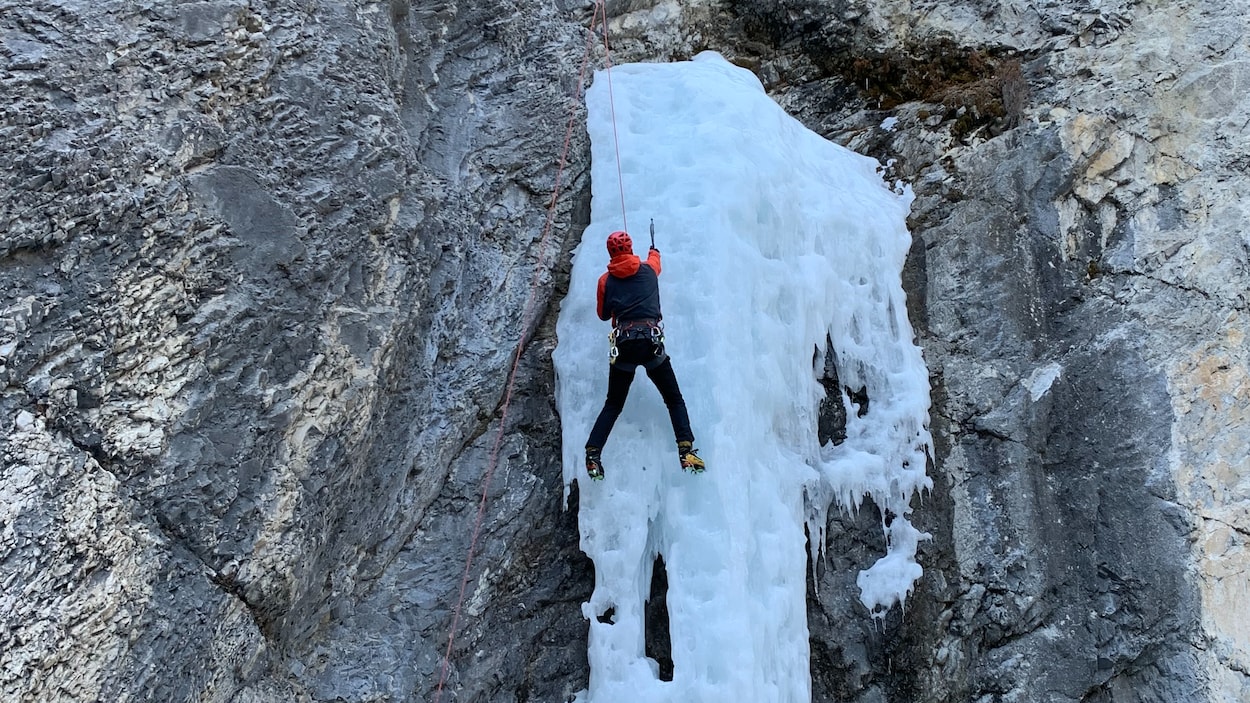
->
<box><xmin>553</xmin><ymin>52</ymin><xmax>932</xmax><ymax>703</ymax></box>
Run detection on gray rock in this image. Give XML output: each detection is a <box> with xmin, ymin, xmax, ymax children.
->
<box><xmin>2</xmin><ymin>0</ymin><xmax>1247</xmax><ymax>701</ymax></box>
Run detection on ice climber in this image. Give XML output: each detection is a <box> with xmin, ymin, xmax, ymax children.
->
<box><xmin>584</xmin><ymin>230</ymin><xmax>705</xmax><ymax>480</ymax></box>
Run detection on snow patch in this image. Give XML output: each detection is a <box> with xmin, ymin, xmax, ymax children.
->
<box><xmin>1026</xmin><ymin>362</ymin><xmax>1063</xmax><ymax>401</ymax></box>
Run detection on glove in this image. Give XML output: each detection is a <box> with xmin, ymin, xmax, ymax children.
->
<box><xmin>650</xmin><ymin>246</ymin><xmax>659</xmax><ymax>253</ymax></box>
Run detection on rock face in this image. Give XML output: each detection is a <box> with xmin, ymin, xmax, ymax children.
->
<box><xmin>2</xmin><ymin>1</ymin><xmax>1246</xmax><ymax>702</ymax></box>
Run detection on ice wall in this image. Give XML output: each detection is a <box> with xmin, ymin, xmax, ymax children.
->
<box><xmin>553</xmin><ymin>52</ymin><xmax>932</xmax><ymax>703</ymax></box>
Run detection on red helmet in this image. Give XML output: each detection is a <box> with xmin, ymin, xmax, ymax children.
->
<box><xmin>606</xmin><ymin>230</ymin><xmax>632</xmax><ymax>257</ymax></box>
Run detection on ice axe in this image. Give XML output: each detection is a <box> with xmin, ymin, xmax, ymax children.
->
<box><xmin>649</xmin><ymin>219</ymin><xmax>656</xmax><ymax>250</ymax></box>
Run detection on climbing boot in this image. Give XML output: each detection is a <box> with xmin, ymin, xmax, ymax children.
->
<box><xmin>677</xmin><ymin>441</ymin><xmax>705</xmax><ymax>473</ymax></box>
<box><xmin>585</xmin><ymin>446</ymin><xmax>605</xmax><ymax>481</ymax></box>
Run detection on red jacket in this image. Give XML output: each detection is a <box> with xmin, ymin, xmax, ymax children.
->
<box><xmin>597</xmin><ymin>248</ymin><xmax>662</xmax><ymax>324</ymax></box>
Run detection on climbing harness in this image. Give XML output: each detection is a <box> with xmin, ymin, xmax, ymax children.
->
<box><xmin>615</xmin><ymin>318</ymin><xmax>664</xmax><ymax>342</ymax></box>
<box><xmin>609</xmin><ymin>319</ymin><xmax>665</xmax><ymax>366</ymax></box>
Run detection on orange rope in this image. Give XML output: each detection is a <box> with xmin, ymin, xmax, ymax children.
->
<box><xmin>431</xmin><ymin>4</ymin><xmax>607</xmax><ymax>701</ymax></box>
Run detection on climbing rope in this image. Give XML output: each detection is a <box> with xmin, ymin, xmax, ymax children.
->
<box><xmin>598</xmin><ymin>1</ymin><xmax>629</xmax><ymax>232</ymax></box>
<box><xmin>431</xmin><ymin>2</ymin><xmax>623</xmax><ymax>700</ymax></box>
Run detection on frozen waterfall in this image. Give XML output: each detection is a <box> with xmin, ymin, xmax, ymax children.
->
<box><xmin>552</xmin><ymin>51</ymin><xmax>933</xmax><ymax>703</ymax></box>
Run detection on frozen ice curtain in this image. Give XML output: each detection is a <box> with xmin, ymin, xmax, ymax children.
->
<box><xmin>552</xmin><ymin>52</ymin><xmax>933</xmax><ymax>703</ymax></box>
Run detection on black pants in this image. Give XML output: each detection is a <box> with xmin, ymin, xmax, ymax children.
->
<box><xmin>587</xmin><ymin>339</ymin><xmax>694</xmax><ymax>449</ymax></box>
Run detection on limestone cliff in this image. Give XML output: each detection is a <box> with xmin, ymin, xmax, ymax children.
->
<box><xmin>1</xmin><ymin>1</ymin><xmax>1245</xmax><ymax>702</ymax></box>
